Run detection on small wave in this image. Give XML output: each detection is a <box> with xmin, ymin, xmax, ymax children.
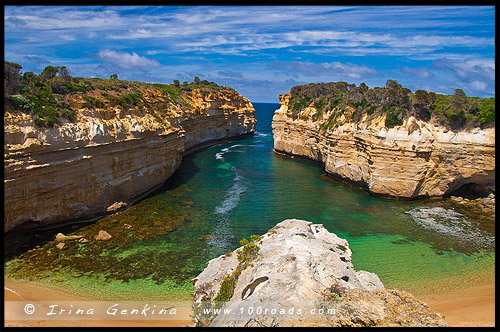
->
<box><xmin>4</xmin><ymin>286</ymin><xmax>25</xmax><ymax>300</ymax></box>
<box><xmin>406</xmin><ymin>207</ymin><xmax>494</xmax><ymax>247</ymax></box>
<box><xmin>215</xmin><ymin>181</ymin><xmax>246</xmax><ymax>215</ymax></box>
<box><xmin>215</xmin><ymin>145</ymin><xmax>244</xmax><ymax>160</ymax></box>
<box><xmin>254</xmin><ymin>131</ymin><xmax>268</xmax><ymax>137</ymax></box>
<box><xmin>215</xmin><ymin>166</ymin><xmax>246</xmax><ymax>215</ymax></box>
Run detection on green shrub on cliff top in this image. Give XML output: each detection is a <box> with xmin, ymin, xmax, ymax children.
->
<box><xmin>384</xmin><ymin>106</ymin><xmax>406</xmax><ymax>128</ymax></box>
<box><xmin>287</xmin><ymin>80</ymin><xmax>494</xmax><ymax>131</ymax></box>
<box><xmin>214</xmin><ymin>270</ymin><xmax>241</xmax><ymax>303</ymax></box>
<box><xmin>237</xmin><ymin>234</ymin><xmax>262</xmax><ymax>263</ymax></box>
<box><xmin>213</xmin><ymin>235</ymin><xmax>262</xmax><ymax>304</ymax></box>
<box><xmin>4</xmin><ymin>61</ymin><xmax>238</xmax><ymax>127</ymax></box>
<box><xmin>477</xmin><ymin>98</ymin><xmax>495</xmax><ymax>124</ymax></box>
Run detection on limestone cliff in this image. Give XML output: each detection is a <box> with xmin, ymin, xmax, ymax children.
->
<box><xmin>272</xmin><ymin>88</ymin><xmax>495</xmax><ymax>199</ymax></box>
<box><xmin>4</xmin><ymin>85</ymin><xmax>256</xmax><ymax>232</ymax></box>
<box><xmin>192</xmin><ymin>219</ymin><xmax>446</xmax><ymax>327</ymax></box>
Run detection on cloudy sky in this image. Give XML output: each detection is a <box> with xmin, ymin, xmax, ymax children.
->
<box><xmin>4</xmin><ymin>6</ymin><xmax>495</xmax><ymax>102</ymax></box>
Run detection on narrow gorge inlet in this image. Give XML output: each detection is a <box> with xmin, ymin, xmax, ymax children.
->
<box><xmin>4</xmin><ymin>100</ymin><xmax>495</xmax><ymax>326</ymax></box>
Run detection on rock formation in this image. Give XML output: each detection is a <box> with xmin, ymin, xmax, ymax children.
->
<box><xmin>4</xmin><ymin>85</ymin><xmax>256</xmax><ymax>232</ymax></box>
<box><xmin>272</xmin><ymin>92</ymin><xmax>495</xmax><ymax>199</ymax></box>
<box><xmin>192</xmin><ymin>219</ymin><xmax>446</xmax><ymax>327</ymax></box>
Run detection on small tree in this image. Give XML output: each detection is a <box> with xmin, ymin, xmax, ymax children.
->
<box><xmin>173</xmin><ymin>79</ymin><xmax>180</xmax><ymax>87</ymax></box>
<box><xmin>414</xmin><ymin>90</ymin><xmax>431</xmax><ymax>105</ymax></box>
<box><xmin>4</xmin><ymin>61</ymin><xmax>23</xmax><ymax>96</ymax></box>
<box><xmin>359</xmin><ymin>82</ymin><xmax>369</xmax><ymax>93</ymax></box>
<box><xmin>110</xmin><ymin>74</ymin><xmax>118</xmax><ymax>79</ymax></box>
<box><xmin>451</xmin><ymin>89</ymin><xmax>467</xmax><ymax>109</ymax></box>
<box><xmin>59</xmin><ymin>66</ymin><xmax>71</xmax><ymax>81</ymax></box>
<box><xmin>385</xmin><ymin>79</ymin><xmax>403</xmax><ymax>90</ymax></box>
<box><xmin>40</xmin><ymin>65</ymin><xmax>59</xmax><ymax>80</ymax></box>
<box><xmin>194</xmin><ymin>76</ymin><xmax>201</xmax><ymax>84</ymax></box>
<box><xmin>22</xmin><ymin>71</ymin><xmax>38</xmax><ymax>94</ymax></box>
<box><xmin>428</xmin><ymin>92</ymin><xmax>438</xmax><ymax>104</ymax></box>
<box><xmin>413</xmin><ymin>90</ymin><xmax>432</xmax><ymax>121</ymax></box>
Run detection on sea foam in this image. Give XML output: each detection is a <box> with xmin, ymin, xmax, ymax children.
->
<box><xmin>215</xmin><ymin>144</ymin><xmax>244</xmax><ymax>160</ymax></box>
<box><xmin>214</xmin><ymin>165</ymin><xmax>246</xmax><ymax>215</ymax></box>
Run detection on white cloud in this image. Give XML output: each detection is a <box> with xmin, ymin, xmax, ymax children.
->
<box><xmin>4</xmin><ymin>6</ymin><xmax>495</xmax><ymax>99</ymax></box>
<box><xmin>24</xmin><ymin>55</ymin><xmax>51</xmax><ymax>64</ymax></box>
<box><xmin>385</xmin><ymin>34</ymin><xmax>492</xmax><ymax>48</ymax></box>
<box><xmin>433</xmin><ymin>58</ymin><xmax>495</xmax><ymax>82</ymax></box>
<box><xmin>5</xmin><ymin>6</ymin><xmax>495</xmax><ymax>61</ymax></box>
<box><xmin>217</xmin><ymin>70</ymin><xmax>244</xmax><ymax>79</ymax></box>
<box><xmin>470</xmin><ymin>80</ymin><xmax>487</xmax><ymax>91</ymax></box>
<box><xmin>5</xmin><ymin>8</ymin><xmax>123</xmax><ymax>30</ymax></box>
<box><xmin>155</xmin><ymin>27</ymin><xmax>493</xmax><ymax>59</ymax></box>
<box><xmin>145</xmin><ymin>50</ymin><xmax>171</xmax><ymax>56</ymax></box>
<box><xmin>268</xmin><ymin>61</ymin><xmax>377</xmax><ymax>80</ymax></box>
<box><xmin>428</xmin><ymin>57</ymin><xmax>495</xmax><ymax>97</ymax></box>
<box><xmin>400</xmin><ymin>67</ymin><xmax>434</xmax><ymax>79</ymax></box>
<box><xmin>322</xmin><ymin>62</ymin><xmax>377</xmax><ymax>79</ymax></box>
<box><xmin>96</xmin><ymin>49</ymin><xmax>161</xmax><ymax>69</ymax></box>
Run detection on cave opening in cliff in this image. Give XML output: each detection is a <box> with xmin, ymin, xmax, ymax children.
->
<box><xmin>445</xmin><ymin>182</ymin><xmax>490</xmax><ymax>199</ymax></box>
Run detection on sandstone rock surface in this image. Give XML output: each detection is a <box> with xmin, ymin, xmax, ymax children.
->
<box><xmin>106</xmin><ymin>201</ymin><xmax>128</xmax><ymax>212</ymax></box>
<box><xmin>272</xmin><ymin>93</ymin><xmax>495</xmax><ymax>199</ymax></box>
<box><xmin>4</xmin><ymin>87</ymin><xmax>256</xmax><ymax>232</ymax></box>
<box><xmin>94</xmin><ymin>230</ymin><xmax>112</xmax><ymax>241</ymax></box>
<box><xmin>55</xmin><ymin>233</ymin><xmax>82</xmax><ymax>241</ymax></box>
<box><xmin>192</xmin><ymin>219</ymin><xmax>446</xmax><ymax>327</ymax></box>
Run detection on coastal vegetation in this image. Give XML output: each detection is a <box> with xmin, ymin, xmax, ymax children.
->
<box><xmin>286</xmin><ymin>80</ymin><xmax>494</xmax><ymax>131</ymax></box>
<box><xmin>193</xmin><ymin>235</ymin><xmax>263</xmax><ymax>326</ymax></box>
<box><xmin>4</xmin><ymin>61</ymin><xmax>236</xmax><ymax>127</ymax></box>
<box><xmin>214</xmin><ymin>235</ymin><xmax>262</xmax><ymax>303</ymax></box>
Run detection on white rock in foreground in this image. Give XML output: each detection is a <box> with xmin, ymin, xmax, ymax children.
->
<box><xmin>192</xmin><ymin>219</ymin><xmax>446</xmax><ymax>327</ymax></box>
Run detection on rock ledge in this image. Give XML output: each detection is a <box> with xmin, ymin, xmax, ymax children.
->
<box><xmin>192</xmin><ymin>219</ymin><xmax>446</xmax><ymax>327</ymax></box>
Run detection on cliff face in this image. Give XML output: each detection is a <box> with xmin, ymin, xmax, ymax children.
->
<box><xmin>178</xmin><ymin>89</ymin><xmax>256</xmax><ymax>152</ymax></box>
<box><xmin>272</xmin><ymin>93</ymin><xmax>495</xmax><ymax>199</ymax></box>
<box><xmin>4</xmin><ymin>87</ymin><xmax>256</xmax><ymax>232</ymax></box>
<box><xmin>192</xmin><ymin>219</ymin><xmax>446</xmax><ymax>327</ymax></box>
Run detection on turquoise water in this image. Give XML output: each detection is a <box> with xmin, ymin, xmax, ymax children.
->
<box><xmin>4</xmin><ymin>103</ymin><xmax>495</xmax><ymax>300</ymax></box>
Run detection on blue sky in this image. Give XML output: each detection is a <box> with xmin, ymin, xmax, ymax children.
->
<box><xmin>4</xmin><ymin>5</ymin><xmax>495</xmax><ymax>102</ymax></box>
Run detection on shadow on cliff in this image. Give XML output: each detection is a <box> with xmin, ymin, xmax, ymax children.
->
<box><xmin>3</xmin><ymin>153</ymin><xmax>202</xmax><ymax>262</ymax></box>
<box><xmin>144</xmin><ymin>152</ymin><xmax>201</xmax><ymax>198</ymax></box>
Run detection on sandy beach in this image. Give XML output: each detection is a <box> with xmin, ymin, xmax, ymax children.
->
<box><xmin>4</xmin><ymin>279</ymin><xmax>194</xmax><ymax>327</ymax></box>
<box><xmin>420</xmin><ymin>283</ymin><xmax>495</xmax><ymax>327</ymax></box>
<box><xmin>4</xmin><ymin>278</ymin><xmax>495</xmax><ymax>327</ymax></box>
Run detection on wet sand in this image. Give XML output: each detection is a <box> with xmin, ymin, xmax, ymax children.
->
<box><xmin>420</xmin><ymin>283</ymin><xmax>495</xmax><ymax>327</ymax></box>
<box><xmin>5</xmin><ymin>278</ymin><xmax>495</xmax><ymax>327</ymax></box>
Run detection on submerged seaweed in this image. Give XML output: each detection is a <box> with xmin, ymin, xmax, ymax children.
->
<box><xmin>5</xmin><ymin>186</ymin><xmax>207</xmax><ymax>286</ymax></box>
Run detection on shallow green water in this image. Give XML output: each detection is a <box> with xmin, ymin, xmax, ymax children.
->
<box><xmin>4</xmin><ymin>103</ymin><xmax>495</xmax><ymax>301</ymax></box>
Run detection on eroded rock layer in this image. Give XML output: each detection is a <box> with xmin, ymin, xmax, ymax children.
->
<box><xmin>272</xmin><ymin>93</ymin><xmax>495</xmax><ymax>198</ymax></box>
<box><xmin>4</xmin><ymin>88</ymin><xmax>256</xmax><ymax>232</ymax></box>
<box><xmin>192</xmin><ymin>219</ymin><xmax>446</xmax><ymax>327</ymax></box>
